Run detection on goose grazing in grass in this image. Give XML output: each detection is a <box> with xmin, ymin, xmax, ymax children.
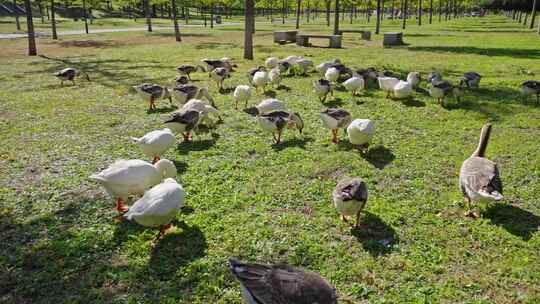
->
<box><xmin>265</xmin><ymin>57</ymin><xmax>279</xmax><ymax>69</ymax></box>
<box><xmin>460</xmin><ymin>72</ymin><xmax>482</xmax><ymax>89</ymax></box>
<box><xmin>347</xmin><ymin>119</ymin><xmax>375</xmax><ymax>153</ymax></box>
<box><xmin>429</xmin><ymin>80</ymin><xmax>462</xmax><ymax>106</ymax></box>
<box><xmin>201</xmin><ymin>58</ymin><xmax>236</xmax><ymax>73</ymax></box>
<box><xmin>459</xmin><ymin>123</ymin><xmax>503</xmax><ymax>217</ymax></box>
<box><xmin>176</xmin><ymin>64</ymin><xmax>203</xmax><ymax>80</ymax></box>
<box><xmin>333</xmin><ymin>177</ymin><xmax>368</xmax><ymax>228</ymax></box>
<box><xmin>172</xmin><ymin>84</ymin><xmax>215</xmax><ymax>107</ymax></box>
<box><xmin>378</xmin><ymin>77</ymin><xmax>400</xmax><ymax>98</ymax></box>
<box><xmin>133</xmin><ymin>83</ymin><xmax>172</xmax><ymax>111</ymax></box>
<box><xmin>343</xmin><ymin>72</ymin><xmax>365</xmax><ymax>96</ymax></box>
<box><xmin>247</xmin><ymin>66</ymin><xmax>266</xmax><ymax>85</ymax></box>
<box><xmin>229</xmin><ymin>258</ymin><xmax>338</xmax><ymax>304</ymax></box>
<box><xmin>124</xmin><ymin>178</ymin><xmax>185</xmax><ymax>240</ymax></box>
<box><xmin>210</xmin><ymin>67</ymin><xmax>230</xmax><ymax>91</ymax></box>
<box><xmin>181</xmin><ymin>99</ymin><xmax>221</xmax><ymax>126</ymax></box>
<box><xmin>90</xmin><ymin>159</ymin><xmax>177</xmax><ymax>213</ymax></box>
<box><xmin>130</xmin><ymin>128</ymin><xmax>176</xmax><ymax>164</ymax></box>
<box><xmin>313</xmin><ymin>79</ymin><xmax>333</xmax><ymax>102</ymax></box>
<box><xmin>407</xmin><ymin>72</ymin><xmax>421</xmax><ymax>88</ymax></box>
<box><xmin>244</xmin><ymin>98</ymin><xmax>285</xmax><ymax>116</ymax></box>
<box><xmin>252</xmin><ymin>70</ymin><xmax>270</xmax><ymax>94</ymax></box>
<box><xmin>320</xmin><ymin>108</ymin><xmax>352</xmax><ymax>144</ymax></box>
<box><xmin>393</xmin><ymin>80</ymin><xmax>414</xmax><ymax>99</ymax></box>
<box><xmin>173</xmin><ymin>75</ymin><xmax>189</xmax><ymax>86</ymax></box>
<box><xmin>252</xmin><ymin>110</ymin><xmax>303</xmax><ymax>144</ymax></box>
<box><xmin>164</xmin><ymin>109</ymin><xmax>201</xmax><ymax>141</ymax></box>
<box><xmin>316</xmin><ymin>59</ymin><xmax>341</xmax><ymax>75</ymax></box>
<box><xmin>233</xmin><ymin>85</ymin><xmax>253</xmax><ymax>109</ymax></box>
<box><xmin>521</xmin><ymin>80</ymin><xmax>540</xmax><ymax>102</ymax></box>
<box><xmin>277</xmin><ymin>60</ymin><xmax>292</xmax><ymax>74</ymax></box>
<box><xmin>269</xmin><ymin>67</ymin><xmax>282</xmax><ymax>88</ymax></box>
<box><xmin>427</xmin><ymin>71</ymin><xmax>442</xmax><ymax>84</ymax></box>
<box><xmin>324</xmin><ymin>66</ymin><xmax>341</xmax><ymax>84</ymax></box>
<box><xmin>54</xmin><ymin>67</ymin><xmax>90</xmax><ymax>86</ymax></box>
<box><xmin>294</xmin><ymin>58</ymin><xmax>314</xmax><ymax>75</ymax></box>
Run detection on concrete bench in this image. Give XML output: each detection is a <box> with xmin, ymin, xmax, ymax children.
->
<box><xmin>338</xmin><ymin>29</ymin><xmax>371</xmax><ymax>40</ymax></box>
<box><xmin>273</xmin><ymin>30</ymin><xmax>298</xmax><ymax>44</ymax></box>
<box><xmin>383</xmin><ymin>32</ymin><xmax>405</xmax><ymax>47</ymax></box>
<box><xmin>296</xmin><ymin>34</ymin><xmax>342</xmax><ymax>48</ymax></box>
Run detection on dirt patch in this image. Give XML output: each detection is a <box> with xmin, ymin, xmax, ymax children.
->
<box><xmin>57</xmin><ymin>40</ymin><xmax>122</xmax><ymax>48</ymax></box>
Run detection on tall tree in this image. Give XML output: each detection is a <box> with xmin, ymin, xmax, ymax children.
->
<box><xmin>24</xmin><ymin>0</ymin><xmax>37</xmax><ymax>55</ymax></box>
<box><xmin>83</xmin><ymin>0</ymin><xmax>89</xmax><ymax>34</ymax></box>
<box><xmin>326</xmin><ymin>0</ymin><xmax>330</xmax><ymax>26</ymax></box>
<box><xmin>145</xmin><ymin>0</ymin><xmax>153</xmax><ymax>32</ymax></box>
<box><xmin>531</xmin><ymin>0</ymin><xmax>537</xmax><ymax>29</ymax></box>
<box><xmin>334</xmin><ymin>0</ymin><xmax>340</xmax><ymax>34</ymax></box>
<box><xmin>14</xmin><ymin>0</ymin><xmax>21</xmax><ymax>30</ymax></box>
<box><xmin>418</xmin><ymin>0</ymin><xmax>422</xmax><ymax>25</ymax></box>
<box><xmin>171</xmin><ymin>0</ymin><xmax>181</xmax><ymax>41</ymax></box>
<box><xmin>429</xmin><ymin>0</ymin><xmax>433</xmax><ymax>23</ymax></box>
<box><xmin>244</xmin><ymin>0</ymin><xmax>254</xmax><ymax>59</ymax></box>
<box><xmin>51</xmin><ymin>0</ymin><xmax>57</xmax><ymax>39</ymax></box>
<box><xmin>402</xmin><ymin>0</ymin><xmax>408</xmax><ymax>29</ymax></box>
<box><xmin>295</xmin><ymin>0</ymin><xmax>301</xmax><ymax>28</ymax></box>
<box><xmin>375</xmin><ymin>0</ymin><xmax>381</xmax><ymax>34</ymax></box>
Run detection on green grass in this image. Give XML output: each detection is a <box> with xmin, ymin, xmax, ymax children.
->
<box><xmin>1</xmin><ymin>15</ymin><xmax>539</xmax><ymax>303</ymax></box>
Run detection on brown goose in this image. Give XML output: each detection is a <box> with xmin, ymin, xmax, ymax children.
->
<box><xmin>319</xmin><ymin>108</ymin><xmax>352</xmax><ymax>144</ymax></box>
<box><xmin>332</xmin><ymin>177</ymin><xmax>368</xmax><ymax>228</ymax></box>
<box><xmin>133</xmin><ymin>83</ymin><xmax>172</xmax><ymax>111</ymax></box>
<box><xmin>459</xmin><ymin>123</ymin><xmax>503</xmax><ymax>217</ymax></box>
<box><xmin>54</xmin><ymin>67</ymin><xmax>90</xmax><ymax>86</ymax></box>
<box><xmin>176</xmin><ymin>65</ymin><xmax>203</xmax><ymax>80</ymax></box>
<box><xmin>229</xmin><ymin>258</ymin><xmax>338</xmax><ymax>304</ymax></box>
<box><xmin>164</xmin><ymin>110</ymin><xmax>201</xmax><ymax>142</ymax></box>
<box><xmin>253</xmin><ymin>111</ymin><xmax>303</xmax><ymax>144</ymax></box>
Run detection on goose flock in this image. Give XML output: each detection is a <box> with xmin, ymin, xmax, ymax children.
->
<box><xmin>55</xmin><ymin>55</ymin><xmax>532</xmax><ymax>303</ymax></box>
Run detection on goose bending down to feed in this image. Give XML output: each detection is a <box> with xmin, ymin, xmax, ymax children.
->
<box><xmin>333</xmin><ymin>177</ymin><xmax>368</xmax><ymax>228</ymax></box>
<box><xmin>90</xmin><ymin>159</ymin><xmax>177</xmax><ymax>213</ymax></box>
<box><xmin>320</xmin><ymin>108</ymin><xmax>352</xmax><ymax>144</ymax></box>
<box><xmin>521</xmin><ymin>80</ymin><xmax>540</xmax><ymax>102</ymax></box>
<box><xmin>54</xmin><ymin>67</ymin><xmax>90</xmax><ymax>86</ymax></box>
<box><xmin>459</xmin><ymin>123</ymin><xmax>503</xmax><ymax>217</ymax></box>
<box><xmin>180</xmin><ymin>99</ymin><xmax>221</xmax><ymax>126</ymax></box>
<box><xmin>173</xmin><ymin>75</ymin><xmax>189</xmax><ymax>86</ymax></box>
<box><xmin>427</xmin><ymin>71</ymin><xmax>442</xmax><ymax>84</ymax></box>
<box><xmin>393</xmin><ymin>80</ymin><xmax>414</xmax><ymax>99</ymax></box>
<box><xmin>247</xmin><ymin>66</ymin><xmax>266</xmax><ymax>85</ymax></box>
<box><xmin>252</xmin><ymin>70</ymin><xmax>270</xmax><ymax>94</ymax></box>
<box><xmin>130</xmin><ymin>128</ymin><xmax>176</xmax><ymax>164</ymax></box>
<box><xmin>201</xmin><ymin>58</ymin><xmax>236</xmax><ymax>73</ymax></box>
<box><xmin>164</xmin><ymin>109</ymin><xmax>201</xmax><ymax>141</ymax></box>
<box><xmin>210</xmin><ymin>67</ymin><xmax>231</xmax><ymax>91</ymax></box>
<box><xmin>378</xmin><ymin>77</ymin><xmax>400</xmax><ymax>98</ymax></box>
<box><xmin>123</xmin><ymin>178</ymin><xmax>185</xmax><ymax>240</ymax></box>
<box><xmin>313</xmin><ymin>79</ymin><xmax>333</xmax><ymax>102</ymax></box>
<box><xmin>233</xmin><ymin>85</ymin><xmax>252</xmax><ymax>109</ymax></box>
<box><xmin>265</xmin><ymin>57</ymin><xmax>279</xmax><ymax>69</ymax></box>
<box><xmin>133</xmin><ymin>83</ymin><xmax>172</xmax><ymax>111</ymax></box>
<box><xmin>347</xmin><ymin>119</ymin><xmax>375</xmax><ymax>153</ymax></box>
<box><xmin>316</xmin><ymin>59</ymin><xmax>341</xmax><ymax>75</ymax></box>
<box><xmin>176</xmin><ymin>65</ymin><xmax>204</xmax><ymax>80</ymax></box>
<box><xmin>229</xmin><ymin>258</ymin><xmax>338</xmax><ymax>304</ymax></box>
<box><xmin>429</xmin><ymin>80</ymin><xmax>462</xmax><ymax>106</ymax></box>
<box><xmin>343</xmin><ymin>73</ymin><xmax>365</xmax><ymax>97</ymax></box>
<box><xmin>243</xmin><ymin>98</ymin><xmax>285</xmax><ymax>116</ymax></box>
<box><xmin>171</xmin><ymin>84</ymin><xmax>216</xmax><ymax>108</ymax></box>
<box><xmin>324</xmin><ymin>67</ymin><xmax>340</xmax><ymax>84</ymax></box>
<box><xmin>269</xmin><ymin>67</ymin><xmax>282</xmax><ymax>88</ymax></box>
<box><xmin>294</xmin><ymin>58</ymin><xmax>314</xmax><ymax>75</ymax></box>
<box><xmin>407</xmin><ymin>72</ymin><xmax>421</xmax><ymax>88</ymax></box>
<box><xmin>277</xmin><ymin>60</ymin><xmax>291</xmax><ymax>74</ymax></box>
<box><xmin>251</xmin><ymin>110</ymin><xmax>303</xmax><ymax>144</ymax></box>
<box><xmin>460</xmin><ymin>72</ymin><xmax>482</xmax><ymax>89</ymax></box>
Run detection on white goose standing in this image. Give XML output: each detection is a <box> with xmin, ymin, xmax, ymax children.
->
<box><xmin>130</xmin><ymin>128</ymin><xmax>176</xmax><ymax>164</ymax></box>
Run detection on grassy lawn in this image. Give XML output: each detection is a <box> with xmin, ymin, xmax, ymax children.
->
<box><xmin>1</xmin><ymin>15</ymin><xmax>539</xmax><ymax>303</ymax></box>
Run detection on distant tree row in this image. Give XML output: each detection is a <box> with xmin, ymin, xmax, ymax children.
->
<box><xmin>480</xmin><ymin>0</ymin><xmax>539</xmax><ymax>33</ymax></box>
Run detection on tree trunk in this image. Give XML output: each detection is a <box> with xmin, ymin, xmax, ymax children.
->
<box><xmin>282</xmin><ymin>0</ymin><xmax>286</xmax><ymax>24</ymax></box>
<box><xmin>334</xmin><ymin>0</ymin><xmax>340</xmax><ymax>34</ymax></box>
<box><xmin>244</xmin><ymin>0</ymin><xmax>254</xmax><ymax>60</ymax></box>
<box><xmin>24</xmin><ymin>0</ymin><xmax>37</xmax><ymax>55</ymax></box>
<box><xmin>171</xmin><ymin>0</ymin><xmax>180</xmax><ymax>41</ymax></box>
<box><xmin>438</xmin><ymin>0</ymin><xmax>442</xmax><ymax>21</ymax></box>
<box><xmin>295</xmin><ymin>0</ymin><xmax>300</xmax><ymax>29</ymax></box>
<box><xmin>531</xmin><ymin>0</ymin><xmax>538</xmax><ymax>29</ymax></box>
<box><xmin>14</xmin><ymin>0</ymin><xmax>21</xmax><ymax>30</ymax></box>
<box><xmin>429</xmin><ymin>0</ymin><xmax>433</xmax><ymax>23</ymax></box>
<box><xmin>326</xmin><ymin>0</ymin><xmax>330</xmax><ymax>26</ymax></box>
<box><xmin>390</xmin><ymin>0</ymin><xmax>395</xmax><ymax>19</ymax></box>
<box><xmin>210</xmin><ymin>5</ymin><xmax>214</xmax><ymax>28</ymax></box>
<box><xmin>418</xmin><ymin>0</ymin><xmax>422</xmax><ymax>25</ymax></box>
<box><xmin>185</xmin><ymin>6</ymin><xmax>189</xmax><ymax>24</ymax></box>
<box><xmin>83</xmin><ymin>0</ymin><xmax>89</xmax><ymax>34</ymax></box>
<box><xmin>145</xmin><ymin>0</ymin><xmax>152</xmax><ymax>31</ymax></box>
<box><xmin>375</xmin><ymin>0</ymin><xmax>381</xmax><ymax>34</ymax></box>
<box><xmin>51</xmin><ymin>0</ymin><xmax>57</xmax><ymax>39</ymax></box>
<box><xmin>38</xmin><ymin>0</ymin><xmax>45</xmax><ymax>23</ymax></box>
<box><xmin>402</xmin><ymin>0</ymin><xmax>408</xmax><ymax>29</ymax></box>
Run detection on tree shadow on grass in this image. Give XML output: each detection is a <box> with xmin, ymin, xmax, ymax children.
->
<box><xmin>407</xmin><ymin>46</ymin><xmax>540</xmax><ymax>59</ymax></box>
<box><xmin>271</xmin><ymin>136</ymin><xmax>313</xmax><ymax>151</ymax></box>
<box><xmin>322</xmin><ymin>97</ymin><xmax>345</xmax><ymax>107</ymax></box>
<box><xmin>351</xmin><ymin>212</ymin><xmax>397</xmax><ymax>256</ymax></box>
<box><xmin>402</xmin><ymin>98</ymin><xmax>426</xmax><ymax>107</ymax></box>
<box><xmin>483</xmin><ymin>203</ymin><xmax>540</xmax><ymax>241</ymax></box>
<box><xmin>276</xmin><ymin>84</ymin><xmax>291</xmax><ymax>92</ymax></box>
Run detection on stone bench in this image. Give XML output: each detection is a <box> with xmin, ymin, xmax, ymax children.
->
<box><xmin>296</xmin><ymin>34</ymin><xmax>342</xmax><ymax>48</ymax></box>
<box><xmin>338</xmin><ymin>29</ymin><xmax>371</xmax><ymax>40</ymax></box>
<box><xmin>383</xmin><ymin>32</ymin><xmax>405</xmax><ymax>47</ymax></box>
<box><xmin>273</xmin><ymin>30</ymin><xmax>298</xmax><ymax>44</ymax></box>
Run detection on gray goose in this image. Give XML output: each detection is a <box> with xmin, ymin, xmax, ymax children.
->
<box><xmin>521</xmin><ymin>80</ymin><xmax>540</xmax><ymax>102</ymax></box>
<box><xmin>171</xmin><ymin>84</ymin><xmax>216</xmax><ymax>108</ymax></box>
<box><xmin>174</xmin><ymin>75</ymin><xmax>189</xmax><ymax>86</ymax></box>
<box><xmin>133</xmin><ymin>83</ymin><xmax>172</xmax><ymax>111</ymax></box>
<box><xmin>427</xmin><ymin>71</ymin><xmax>442</xmax><ymax>84</ymax></box>
<box><xmin>460</xmin><ymin>72</ymin><xmax>482</xmax><ymax>89</ymax></box>
<box><xmin>229</xmin><ymin>258</ymin><xmax>338</xmax><ymax>304</ymax></box>
<box><xmin>54</xmin><ymin>67</ymin><xmax>90</xmax><ymax>86</ymax></box>
<box><xmin>429</xmin><ymin>80</ymin><xmax>462</xmax><ymax>106</ymax></box>
<box><xmin>254</xmin><ymin>111</ymin><xmax>304</xmax><ymax>144</ymax></box>
<box><xmin>319</xmin><ymin>108</ymin><xmax>352</xmax><ymax>144</ymax></box>
<box><xmin>210</xmin><ymin>67</ymin><xmax>231</xmax><ymax>90</ymax></box>
<box><xmin>459</xmin><ymin>123</ymin><xmax>503</xmax><ymax>217</ymax></box>
<box><xmin>332</xmin><ymin>177</ymin><xmax>368</xmax><ymax>228</ymax></box>
<box><xmin>163</xmin><ymin>109</ymin><xmax>201</xmax><ymax>142</ymax></box>
<box><xmin>176</xmin><ymin>65</ymin><xmax>203</xmax><ymax>80</ymax></box>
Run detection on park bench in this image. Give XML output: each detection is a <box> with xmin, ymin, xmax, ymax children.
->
<box><xmin>383</xmin><ymin>32</ymin><xmax>405</xmax><ymax>47</ymax></box>
<box><xmin>273</xmin><ymin>30</ymin><xmax>298</xmax><ymax>44</ymax></box>
<box><xmin>337</xmin><ymin>29</ymin><xmax>371</xmax><ymax>40</ymax></box>
<box><xmin>296</xmin><ymin>34</ymin><xmax>342</xmax><ymax>48</ymax></box>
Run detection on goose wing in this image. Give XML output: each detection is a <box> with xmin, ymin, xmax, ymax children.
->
<box><xmin>460</xmin><ymin>157</ymin><xmax>503</xmax><ymax>196</ymax></box>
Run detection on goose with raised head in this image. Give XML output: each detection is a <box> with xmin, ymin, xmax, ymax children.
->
<box><xmin>54</xmin><ymin>67</ymin><xmax>90</xmax><ymax>86</ymax></box>
<box><xmin>164</xmin><ymin>109</ymin><xmax>201</xmax><ymax>142</ymax></box>
<box><xmin>229</xmin><ymin>258</ymin><xmax>338</xmax><ymax>304</ymax></box>
<box><xmin>243</xmin><ymin>98</ymin><xmax>285</xmax><ymax>116</ymax></box>
<box><xmin>459</xmin><ymin>123</ymin><xmax>503</xmax><ymax>217</ymax></box>
<box><xmin>124</xmin><ymin>178</ymin><xmax>185</xmax><ymax>240</ymax></box>
<box><xmin>130</xmin><ymin>128</ymin><xmax>176</xmax><ymax>164</ymax></box>
<box><xmin>133</xmin><ymin>83</ymin><xmax>172</xmax><ymax>111</ymax></box>
<box><xmin>313</xmin><ymin>79</ymin><xmax>333</xmax><ymax>102</ymax></box>
<box><xmin>90</xmin><ymin>159</ymin><xmax>177</xmax><ymax>213</ymax></box>
<box><xmin>333</xmin><ymin>177</ymin><xmax>368</xmax><ymax>228</ymax></box>
<box><xmin>320</xmin><ymin>108</ymin><xmax>352</xmax><ymax>144</ymax></box>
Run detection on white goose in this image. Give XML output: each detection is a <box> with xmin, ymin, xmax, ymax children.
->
<box><xmin>243</xmin><ymin>98</ymin><xmax>286</xmax><ymax>116</ymax></box>
<box><xmin>393</xmin><ymin>80</ymin><xmax>414</xmax><ymax>99</ymax></box>
<box><xmin>377</xmin><ymin>77</ymin><xmax>400</xmax><ymax>98</ymax></box>
<box><xmin>347</xmin><ymin>119</ymin><xmax>375</xmax><ymax>153</ymax></box>
<box><xmin>252</xmin><ymin>70</ymin><xmax>270</xmax><ymax>94</ymax></box>
<box><xmin>90</xmin><ymin>159</ymin><xmax>177</xmax><ymax>213</ymax></box>
<box><xmin>269</xmin><ymin>67</ymin><xmax>282</xmax><ymax>88</ymax></box>
<box><xmin>265</xmin><ymin>57</ymin><xmax>279</xmax><ymax>69</ymax></box>
<box><xmin>123</xmin><ymin>178</ymin><xmax>185</xmax><ymax>240</ymax></box>
<box><xmin>324</xmin><ymin>67</ymin><xmax>340</xmax><ymax>84</ymax></box>
<box><xmin>407</xmin><ymin>72</ymin><xmax>421</xmax><ymax>88</ymax></box>
<box><xmin>343</xmin><ymin>73</ymin><xmax>365</xmax><ymax>96</ymax></box>
<box><xmin>233</xmin><ymin>85</ymin><xmax>252</xmax><ymax>109</ymax></box>
<box><xmin>294</xmin><ymin>58</ymin><xmax>314</xmax><ymax>75</ymax></box>
<box><xmin>333</xmin><ymin>177</ymin><xmax>368</xmax><ymax>228</ymax></box>
<box><xmin>180</xmin><ymin>99</ymin><xmax>221</xmax><ymax>126</ymax></box>
<box><xmin>130</xmin><ymin>128</ymin><xmax>176</xmax><ymax>164</ymax></box>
